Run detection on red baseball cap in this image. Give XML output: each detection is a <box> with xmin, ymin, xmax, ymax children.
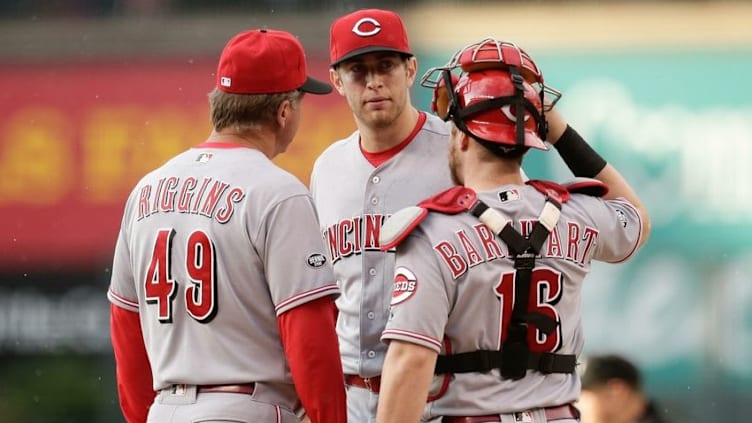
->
<box><xmin>329</xmin><ymin>9</ymin><xmax>412</xmax><ymax>67</ymax></box>
<box><xmin>217</xmin><ymin>29</ymin><xmax>331</xmax><ymax>95</ymax></box>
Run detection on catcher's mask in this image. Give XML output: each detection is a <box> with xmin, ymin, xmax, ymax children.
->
<box><xmin>421</xmin><ymin>38</ymin><xmax>560</xmax><ymax>152</ymax></box>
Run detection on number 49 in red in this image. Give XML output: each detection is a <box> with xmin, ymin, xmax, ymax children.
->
<box><xmin>144</xmin><ymin>229</ymin><xmax>217</xmax><ymax>324</ymax></box>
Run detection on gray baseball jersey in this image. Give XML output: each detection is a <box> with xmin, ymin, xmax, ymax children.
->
<box><xmin>108</xmin><ymin>143</ymin><xmax>339</xmax><ymax>406</ymax></box>
<box><xmin>310</xmin><ymin>112</ymin><xmax>453</xmax><ymax>377</ymax></box>
<box><xmin>381</xmin><ymin>184</ymin><xmax>644</xmax><ymax>418</ymax></box>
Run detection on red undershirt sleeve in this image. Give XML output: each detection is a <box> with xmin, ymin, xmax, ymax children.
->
<box><xmin>110</xmin><ymin>304</ymin><xmax>156</xmax><ymax>423</ymax></box>
<box><xmin>277</xmin><ymin>296</ymin><xmax>346</xmax><ymax>423</ymax></box>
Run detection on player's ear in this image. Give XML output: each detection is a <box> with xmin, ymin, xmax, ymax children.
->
<box><xmin>451</xmin><ymin>123</ymin><xmax>470</xmax><ymax>151</ymax></box>
<box><xmin>459</xmin><ymin>131</ymin><xmax>470</xmax><ymax>151</ymax></box>
<box><xmin>405</xmin><ymin>56</ymin><xmax>418</xmax><ymax>88</ymax></box>
<box><xmin>276</xmin><ymin>99</ymin><xmax>292</xmax><ymax>128</ymax></box>
<box><xmin>330</xmin><ymin>68</ymin><xmax>346</xmax><ymax>96</ymax></box>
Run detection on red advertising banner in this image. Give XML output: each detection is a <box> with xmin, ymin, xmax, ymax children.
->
<box><xmin>0</xmin><ymin>57</ymin><xmax>354</xmax><ymax>272</ymax></box>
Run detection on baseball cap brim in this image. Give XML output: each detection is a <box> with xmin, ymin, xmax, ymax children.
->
<box><xmin>331</xmin><ymin>46</ymin><xmax>413</xmax><ymax>67</ymax></box>
<box><xmin>300</xmin><ymin>76</ymin><xmax>332</xmax><ymax>94</ymax></box>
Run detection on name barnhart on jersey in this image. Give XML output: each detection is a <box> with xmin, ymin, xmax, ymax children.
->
<box><xmin>437</xmin><ymin>221</ymin><xmax>599</xmax><ymax>279</ymax></box>
<box><xmin>136</xmin><ymin>176</ymin><xmax>245</xmax><ymax>223</ymax></box>
<box><xmin>324</xmin><ymin>215</ymin><xmax>598</xmax><ymax>273</ymax></box>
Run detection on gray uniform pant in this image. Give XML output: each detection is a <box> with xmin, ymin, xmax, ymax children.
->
<box><xmin>148</xmin><ymin>385</ymin><xmax>300</xmax><ymax>423</ymax></box>
<box><xmin>346</xmin><ymin>384</ymin><xmax>379</xmax><ymax>423</ymax></box>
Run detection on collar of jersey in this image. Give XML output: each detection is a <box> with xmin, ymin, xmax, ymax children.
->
<box><xmin>360</xmin><ymin>111</ymin><xmax>426</xmax><ymax>167</ymax></box>
<box><xmin>194</xmin><ymin>141</ymin><xmax>255</xmax><ymax>149</ymax></box>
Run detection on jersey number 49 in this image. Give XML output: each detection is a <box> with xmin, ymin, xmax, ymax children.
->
<box><xmin>144</xmin><ymin>228</ymin><xmax>218</xmax><ymax>324</ymax></box>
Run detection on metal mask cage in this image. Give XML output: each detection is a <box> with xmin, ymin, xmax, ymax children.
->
<box><xmin>421</xmin><ymin>37</ymin><xmax>562</xmax><ymax>111</ymax></box>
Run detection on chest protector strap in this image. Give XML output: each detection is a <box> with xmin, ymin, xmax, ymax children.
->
<box><xmin>435</xmin><ymin>180</ymin><xmax>577</xmax><ymax>379</ymax></box>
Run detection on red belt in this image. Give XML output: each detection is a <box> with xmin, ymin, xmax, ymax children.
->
<box><xmin>344</xmin><ymin>374</ymin><xmax>381</xmax><ymax>393</ymax></box>
<box><xmin>443</xmin><ymin>404</ymin><xmax>579</xmax><ymax>422</ymax></box>
<box><xmin>197</xmin><ymin>383</ymin><xmax>255</xmax><ymax>395</ymax></box>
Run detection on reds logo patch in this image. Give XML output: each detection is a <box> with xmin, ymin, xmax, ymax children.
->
<box><xmin>391</xmin><ymin>266</ymin><xmax>418</xmax><ymax>306</ymax></box>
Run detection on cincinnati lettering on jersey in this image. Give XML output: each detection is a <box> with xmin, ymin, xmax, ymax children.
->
<box><xmin>136</xmin><ymin>176</ymin><xmax>246</xmax><ymax>224</ymax></box>
<box><xmin>435</xmin><ymin>221</ymin><xmax>599</xmax><ymax>279</ymax></box>
<box><xmin>323</xmin><ymin>214</ymin><xmax>393</xmax><ymax>263</ymax></box>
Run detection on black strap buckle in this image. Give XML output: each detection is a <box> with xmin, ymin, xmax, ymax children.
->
<box><xmin>514</xmin><ymin>254</ymin><xmax>535</xmax><ymax>270</ymax></box>
<box><xmin>537</xmin><ymin>353</ymin><xmax>557</xmax><ymax>373</ymax></box>
<box><xmin>510</xmin><ymin>71</ymin><xmax>525</xmax><ymax>90</ymax></box>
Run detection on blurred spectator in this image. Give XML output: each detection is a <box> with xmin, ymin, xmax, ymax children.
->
<box><xmin>578</xmin><ymin>354</ymin><xmax>676</xmax><ymax>423</ymax></box>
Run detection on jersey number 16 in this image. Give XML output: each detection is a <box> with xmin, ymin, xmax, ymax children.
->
<box><xmin>494</xmin><ymin>268</ymin><xmax>563</xmax><ymax>352</ymax></box>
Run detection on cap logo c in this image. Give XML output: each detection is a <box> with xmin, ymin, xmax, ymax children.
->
<box><xmin>500</xmin><ymin>105</ymin><xmax>530</xmax><ymax>123</ymax></box>
<box><xmin>220</xmin><ymin>77</ymin><xmax>232</xmax><ymax>87</ymax></box>
<box><xmin>352</xmin><ymin>17</ymin><xmax>381</xmax><ymax>37</ymax></box>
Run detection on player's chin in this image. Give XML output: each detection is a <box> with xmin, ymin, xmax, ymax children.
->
<box><xmin>361</xmin><ymin>110</ymin><xmax>397</xmax><ymax>128</ymax></box>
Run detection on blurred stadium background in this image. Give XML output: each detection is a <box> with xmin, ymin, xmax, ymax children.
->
<box><xmin>1</xmin><ymin>1</ymin><xmax>751</xmax><ymax>422</ymax></box>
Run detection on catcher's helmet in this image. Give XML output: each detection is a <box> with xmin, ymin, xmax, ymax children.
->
<box><xmin>422</xmin><ymin>37</ymin><xmax>561</xmax><ymax>113</ymax></box>
<box><xmin>452</xmin><ymin>68</ymin><xmax>547</xmax><ymax>150</ymax></box>
<box><xmin>422</xmin><ymin>38</ymin><xmax>551</xmax><ymax>151</ymax></box>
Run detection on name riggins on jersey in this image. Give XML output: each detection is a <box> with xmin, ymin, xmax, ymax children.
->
<box><xmin>324</xmin><ymin>214</ymin><xmax>392</xmax><ymax>263</ymax></box>
<box><xmin>136</xmin><ymin>176</ymin><xmax>246</xmax><ymax>223</ymax></box>
<box><xmin>435</xmin><ymin>220</ymin><xmax>599</xmax><ymax>279</ymax></box>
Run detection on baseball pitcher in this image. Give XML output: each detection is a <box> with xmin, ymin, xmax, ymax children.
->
<box><xmin>310</xmin><ymin>9</ymin><xmax>454</xmax><ymax>422</ymax></box>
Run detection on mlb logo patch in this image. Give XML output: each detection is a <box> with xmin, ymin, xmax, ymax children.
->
<box><xmin>220</xmin><ymin>76</ymin><xmax>232</xmax><ymax>87</ymax></box>
<box><xmin>514</xmin><ymin>411</ymin><xmax>533</xmax><ymax>422</ymax></box>
<box><xmin>171</xmin><ymin>384</ymin><xmax>187</xmax><ymax>396</ymax></box>
<box><xmin>499</xmin><ymin>189</ymin><xmax>520</xmax><ymax>202</ymax></box>
<box><xmin>196</xmin><ymin>152</ymin><xmax>213</xmax><ymax>163</ymax></box>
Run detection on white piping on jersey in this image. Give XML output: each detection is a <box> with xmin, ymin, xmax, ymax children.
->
<box><xmin>274</xmin><ymin>283</ymin><xmax>340</xmax><ymax>313</ymax></box>
<box><xmin>605</xmin><ymin>198</ymin><xmax>643</xmax><ymax>264</ymax></box>
<box><xmin>107</xmin><ymin>288</ymin><xmax>139</xmax><ymax>311</ymax></box>
<box><xmin>381</xmin><ymin>328</ymin><xmax>443</xmax><ymax>350</ymax></box>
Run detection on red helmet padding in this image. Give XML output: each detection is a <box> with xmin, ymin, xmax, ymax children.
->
<box><xmin>430</xmin><ymin>72</ymin><xmax>458</xmax><ymax>117</ymax></box>
<box><xmin>455</xmin><ymin>69</ymin><xmax>547</xmax><ymax>150</ymax></box>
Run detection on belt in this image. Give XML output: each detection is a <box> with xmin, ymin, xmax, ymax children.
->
<box><xmin>197</xmin><ymin>383</ymin><xmax>255</xmax><ymax>395</ymax></box>
<box><xmin>443</xmin><ymin>404</ymin><xmax>579</xmax><ymax>423</ymax></box>
<box><xmin>344</xmin><ymin>374</ymin><xmax>381</xmax><ymax>393</ymax></box>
